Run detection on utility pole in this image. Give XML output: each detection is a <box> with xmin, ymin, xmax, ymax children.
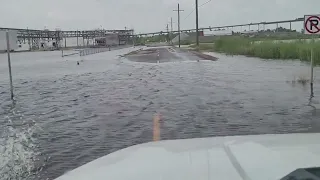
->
<box><xmin>171</xmin><ymin>17</ymin><xmax>173</xmax><ymax>32</ymax></box>
<box><xmin>170</xmin><ymin>17</ymin><xmax>173</xmax><ymax>44</ymax></box>
<box><xmin>195</xmin><ymin>0</ymin><xmax>199</xmax><ymax>46</ymax></box>
<box><xmin>173</xmin><ymin>3</ymin><xmax>184</xmax><ymax>48</ymax></box>
<box><xmin>166</xmin><ymin>24</ymin><xmax>169</xmax><ymax>43</ymax></box>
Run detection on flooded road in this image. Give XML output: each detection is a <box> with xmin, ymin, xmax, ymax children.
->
<box><xmin>0</xmin><ymin>47</ymin><xmax>320</xmax><ymax>180</ymax></box>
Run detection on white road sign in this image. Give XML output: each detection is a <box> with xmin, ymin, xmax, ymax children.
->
<box><xmin>304</xmin><ymin>15</ymin><xmax>320</xmax><ymax>34</ymax></box>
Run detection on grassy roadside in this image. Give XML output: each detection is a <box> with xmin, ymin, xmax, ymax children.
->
<box><xmin>190</xmin><ymin>43</ymin><xmax>215</xmax><ymax>51</ymax></box>
<box><xmin>191</xmin><ymin>36</ymin><xmax>320</xmax><ymax>65</ymax></box>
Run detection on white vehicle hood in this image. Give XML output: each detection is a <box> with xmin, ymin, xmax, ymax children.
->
<box><xmin>55</xmin><ymin>133</ymin><xmax>320</xmax><ymax>180</ymax></box>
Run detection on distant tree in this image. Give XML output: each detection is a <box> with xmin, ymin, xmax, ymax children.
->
<box><xmin>275</xmin><ymin>26</ymin><xmax>296</xmax><ymax>32</ymax></box>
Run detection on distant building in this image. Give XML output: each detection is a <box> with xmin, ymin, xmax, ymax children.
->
<box><xmin>39</xmin><ymin>39</ymin><xmax>60</xmax><ymax>50</ymax></box>
<box><xmin>204</xmin><ymin>30</ymin><xmax>233</xmax><ymax>36</ymax></box>
<box><xmin>95</xmin><ymin>34</ymin><xmax>119</xmax><ymax>46</ymax></box>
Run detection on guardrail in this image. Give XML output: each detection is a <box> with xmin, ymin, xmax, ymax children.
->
<box><xmin>79</xmin><ymin>47</ymin><xmax>111</xmax><ymax>56</ymax></box>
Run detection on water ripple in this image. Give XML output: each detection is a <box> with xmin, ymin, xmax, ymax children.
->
<box><xmin>0</xmin><ymin>50</ymin><xmax>320</xmax><ymax>179</ymax></box>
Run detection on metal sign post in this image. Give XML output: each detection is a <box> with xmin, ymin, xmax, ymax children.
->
<box><xmin>6</xmin><ymin>31</ymin><xmax>14</xmax><ymax>100</ymax></box>
<box><xmin>304</xmin><ymin>14</ymin><xmax>320</xmax><ymax>97</ymax></box>
<box><xmin>311</xmin><ymin>48</ymin><xmax>314</xmax><ymax>97</ymax></box>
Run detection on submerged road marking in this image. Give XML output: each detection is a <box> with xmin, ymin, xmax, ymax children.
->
<box><xmin>153</xmin><ymin>113</ymin><xmax>161</xmax><ymax>141</ymax></box>
<box><xmin>157</xmin><ymin>49</ymin><xmax>160</xmax><ymax>63</ymax></box>
<box><xmin>167</xmin><ymin>47</ymin><xmax>176</xmax><ymax>53</ymax></box>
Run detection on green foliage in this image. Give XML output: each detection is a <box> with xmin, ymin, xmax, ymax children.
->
<box><xmin>190</xmin><ymin>43</ymin><xmax>215</xmax><ymax>51</ymax></box>
<box><xmin>210</xmin><ymin>37</ymin><xmax>320</xmax><ymax>65</ymax></box>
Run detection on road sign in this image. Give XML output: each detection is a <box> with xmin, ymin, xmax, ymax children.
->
<box><xmin>304</xmin><ymin>15</ymin><xmax>320</xmax><ymax>34</ymax></box>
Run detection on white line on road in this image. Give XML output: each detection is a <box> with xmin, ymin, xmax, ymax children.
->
<box><xmin>167</xmin><ymin>47</ymin><xmax>176</xmax><ymax>53</ymax></box>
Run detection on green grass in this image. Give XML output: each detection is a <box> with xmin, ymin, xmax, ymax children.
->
<box><xmin>190</xmin><ymin>43</ymin><xmax>215</xmax><ymax>51</ymax></box>
<box><xmin>195</xmin><ymin>36</ymin><xmax>320</xmax><ymax>65</ymax></box>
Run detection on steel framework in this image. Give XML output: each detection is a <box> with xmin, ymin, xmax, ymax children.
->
<box><xmin>135</xmin><ymin>17</ymin><xmax>304</xmax><ymax>36</ymax></box>
<box><xmin>0</xmin><ymin>27</ymin><xmax>134</xmax><ymax>41</ymax></box>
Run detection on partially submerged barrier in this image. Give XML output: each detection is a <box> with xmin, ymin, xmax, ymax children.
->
<box><xmin>62</xmin><ymin>51</ymin><xmax>79</xmax><ymax>57</ymax></box>
<box><xmin>79</xmin><ymin>47</ymin><xmax>111</xmax><ymax>56</ymax></box>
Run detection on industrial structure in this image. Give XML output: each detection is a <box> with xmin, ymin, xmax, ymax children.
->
<box><xmin>0</xmin><ymin>17</ymin><xmax>306</xmax><ymax>52</ymax></box>
<box><xmin>0</xmin><ymin>27</ymin><xmax>134</xmax><ymax>52</ymax></box>
<box><xmin>95</xmin><ymin>33</ymin><xmax>120</xmax><ymax>47</ymax></box>
<box><xmin>135</xmin><ymin>17</ymin><xmax>304</xmax><ymax>37</ymax></box>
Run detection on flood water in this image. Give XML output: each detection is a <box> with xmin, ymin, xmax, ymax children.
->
<box><xmin>0</xmin><ymin>47</ymin><xmax>320</xmax><ymax>180</ymax></box>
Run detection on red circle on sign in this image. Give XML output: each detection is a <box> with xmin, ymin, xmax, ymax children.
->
<box><xmin>305</xmin><ymin>16</ymin><xmax>320</xmax><ymax>33</ymax></box>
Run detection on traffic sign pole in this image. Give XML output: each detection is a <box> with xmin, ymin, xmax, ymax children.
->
<box><xmin>304</xmin><ymin>14</ymin><xmax>320</xmax><ymax>98</ymax></box>
<box><xmin>6</xmin><ymin>31</ymin><xmax>14</xmax><ymax>100</ymax></box>
<box><xmin>311</xmin><ymin>47</ymin><xmax>314</xmax><ymax>97</ymax></box>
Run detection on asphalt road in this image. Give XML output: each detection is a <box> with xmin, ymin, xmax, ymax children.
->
<box><xmin>125</xmin><ymin>46</ymin><xmax>216</xmax><ymax>63</ymax></box>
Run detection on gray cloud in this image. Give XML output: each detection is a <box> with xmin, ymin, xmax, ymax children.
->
<box><xmin>0</xmin><ymin>0</ymin><xmax>319</xmax><ymax>33</ymax></box>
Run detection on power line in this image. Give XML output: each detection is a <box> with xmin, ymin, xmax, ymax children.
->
<box><xmin>183</xmin><ymin>0</ymin><xmax>212</xmax><ymax>20</ymax></box>
<box><xmin>183</xmin><ymin>9</ymin><xmax>195</xmax><ymax>20</ymax></box>
<box><xmin>199</xmin><ymin>0</ymin><xmax>212</xmax><ymax>7</ymax></box>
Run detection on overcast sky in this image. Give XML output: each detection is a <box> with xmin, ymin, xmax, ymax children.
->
<box><xmin>0</xmin><ymin>0</ymin><xmax>319</xmax><ymax>33</ymax></box>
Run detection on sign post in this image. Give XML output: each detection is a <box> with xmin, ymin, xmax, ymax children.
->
<box><xmin>304</xmin><ymin>15</ymin><xmax>320</xmax><ymax>97</ymax></box>
<box><xmin>6</xmin><ymin>30</ymin><xmax>14</xmax><ymax>100</ymax></box>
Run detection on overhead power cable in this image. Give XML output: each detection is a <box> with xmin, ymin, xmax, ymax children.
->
<box><xmin>183</xmin><ymin>0</ymin><xmax>212</xmax><ymax>20</ymax></box>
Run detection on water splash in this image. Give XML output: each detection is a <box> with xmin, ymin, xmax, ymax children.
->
<box><xmin>0</xmin><ymin>106</ymin><xmax>41</xmax><ymax>180</ymax></box>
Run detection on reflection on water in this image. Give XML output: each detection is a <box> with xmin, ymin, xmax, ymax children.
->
<box><xmin>0</xmin><ymin>49</ymin><xmax>320</xmax><ymax>179</ymax></box>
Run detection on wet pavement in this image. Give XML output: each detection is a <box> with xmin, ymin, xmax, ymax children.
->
<box><xmin>125</xmin><ymin>47</ymin><xmax>217</xmax><ymax>63</ymax></box>
<box><xmin>0</xmin><ymin>46</ymin><xmax>320</xmax><ymax>180</ymax></box>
